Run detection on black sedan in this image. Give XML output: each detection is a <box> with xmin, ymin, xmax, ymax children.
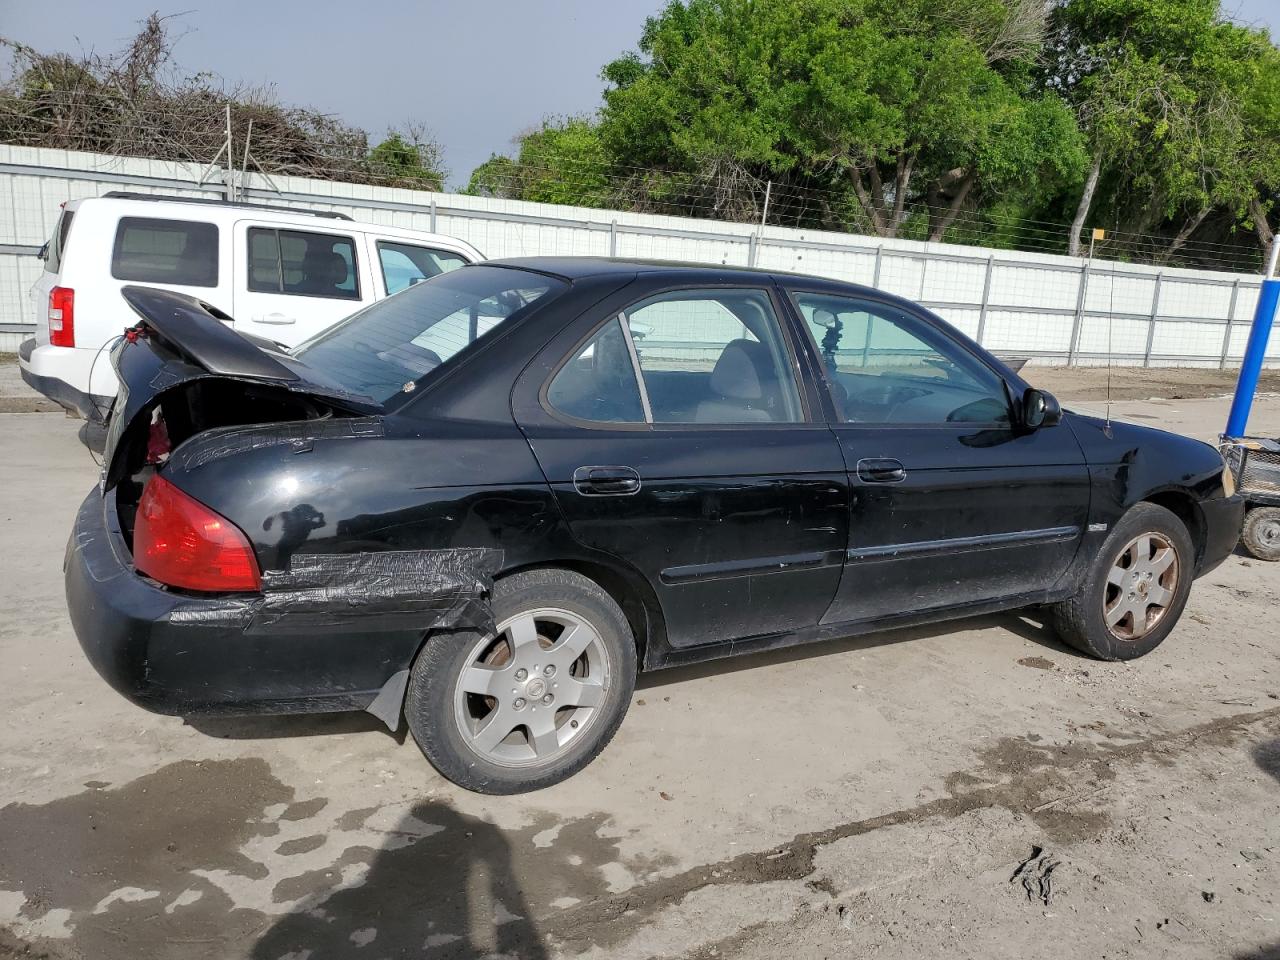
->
<box><xmin>66</xmin><ymin>258</ymin><xmax>1243</xmax><ymax>793</ymax></box>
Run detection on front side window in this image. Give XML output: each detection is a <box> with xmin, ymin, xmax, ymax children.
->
<box><xmin>791</xmin><ymin>292</ymin><xmax>1010</xmax><ymax>425</ymax></box>
<box><xmin>111</xmin><ymin>217</ymin><xmax>218</xmax><ymax>287</ymax></box>
<box><xmin>248</xmin><ymin>228</ymin><xmax>360</xmax><ymax>300</ymax></box>
<box><xmin>547</xmin><ymin>288</ymin><xmax>803</xmax><ymax>425</ymax></box>
<box><xmin>293</xmin><ymin>265</ymin><xmax>562</xmax><ymax>405</ymax></box>
<box><xmin>378</xmin><ymin>241</ymin><xmax>469</xmax><ymax>294</ymax></box>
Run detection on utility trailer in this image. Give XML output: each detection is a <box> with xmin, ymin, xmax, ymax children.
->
<box><xmin>1222</xmin><ymin>437</ymin><xmax>1280</xmax><ymax>560</ymax></box>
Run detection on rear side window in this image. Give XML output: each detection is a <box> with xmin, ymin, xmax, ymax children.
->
<box><xmin>248</xmin><ymin>228</ymin><xmax>360</xmax><ymax>300</ymax></box>
<box><xmin>44</xmin><ymin>209</ymin><xmax>75</xmax><ymax>274</ymax></box>
<box><xmin>378</xmin><ymin>241</ymin><xmax>469</xmax><ymax>294</ymax></box>
<box><xmin>111</xmin><ymin>217</ymin><xmax>218</xmax><ymax>287</ymax></box>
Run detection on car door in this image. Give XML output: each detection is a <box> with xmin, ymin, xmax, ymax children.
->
<box><xmin>780</xmin><ymin>285</ymin><xmax>1091</xmax><ymax>625</ymax></box>
<box><xmin>513</xmin><ymin>280</ymin><xmax>849</xmax><ymax>651</ymax></box>
<box><xmin>233</xmin><ymin>221</ymin><xmax>372</xmax><ymax>345</ymax></box>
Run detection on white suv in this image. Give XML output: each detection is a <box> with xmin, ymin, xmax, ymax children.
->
<box><xmin>19</xmin><ymin>193</ymin><xmax>484</xmax><ymax>419</ymax></box>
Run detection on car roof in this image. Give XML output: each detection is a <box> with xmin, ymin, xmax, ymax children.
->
<box><xmin>65</xmin><ymin>195</ymin><xmax>479</xmax><ymax>250</ymax></box>
<box><xmin>486</xmin><ymin>256</ymin><xmax>885</xmax><ymax>294</ymax></box>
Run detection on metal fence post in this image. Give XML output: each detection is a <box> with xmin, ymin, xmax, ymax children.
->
<box><xmin>429</xmin><ymin>199</ymin><xmax>437</xmax><ymax>233</ymax></box>
<box><xmin>1067</xmin><ymin>261</ymin><xmax>1091</xmax><ymax>364</ymax></box>
<box><xmin>974</xmin><ymin>255</ymin><xmax>995</xmax><ymax>347</ymax></box>
<box><xmin>748</xmin><ymin>233</ymin><xmax>758</xmax><ymax>268</ymax></box>
<box><xmin>1143</xmin><ymin>273</ymin><xmax>1162</xmax><ymax>367</ymax></box>
<box><xmin>872</xmin><ymin>246</ymin><xmax>884</xmax><ymax>289</ymax></box>
<box><xmin>610</xmin><ymin>219</ymin><xmax>618</xmax><ymax>257</ymax></box>
<box><xmin>1220</xmin><ymin>278</ymin><xmax>1241</xmax><ymax>370</ymax></box>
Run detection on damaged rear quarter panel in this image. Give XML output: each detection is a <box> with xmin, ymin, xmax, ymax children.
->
<box><xmin>165</xmin><ymin>414</ymin><xmax>569</xmax><ymax>575</ymax></box>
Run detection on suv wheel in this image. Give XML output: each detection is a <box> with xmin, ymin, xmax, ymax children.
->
<box><xmin>405</xmin><ymin>568</ymin><xmax>637</xmax><ymax>794</ymax></box>
<box><xmin>1051</xmin><ymin>502</ymin><xmax>1194</xmax><ymax>661</ymax></box>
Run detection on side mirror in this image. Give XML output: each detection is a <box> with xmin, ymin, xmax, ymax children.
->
<box><xmin>36</xmin><ymin>241</ymin><xmax>48</xmax><ymax>261</ymax></box>
<box><xmin>1022</xmin><ymin>387</ymin><xmax>1062</xmax><ymax>429</ymax></box>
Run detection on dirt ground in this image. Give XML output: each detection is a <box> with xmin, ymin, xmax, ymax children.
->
<box><xmin>1</xmin><ymin>362</ymin><xmax>1279</xmax><ymax>960</ymax></box>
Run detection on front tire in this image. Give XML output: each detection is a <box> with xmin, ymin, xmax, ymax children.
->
<box><xmin>405</xmin><ymin>568</ymin><xmax>637</xmax><ymax>794</ymax></box>
<box><xmin>1051</xmin><ymin>502</ymin><xmax>1194</xmax><ymax>661</ymax></box>
<box><xmin>1241</xmin><ymin>506</ymin><xmax>1280</xmax><ymax>561</ymax></box>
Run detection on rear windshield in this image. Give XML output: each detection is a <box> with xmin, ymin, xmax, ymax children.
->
<box><xmin>111</xmin><ymin>217</ymin><xmax>219</xmax><ymax>287</ymax></box>
<box><xmin>292</xmin><ymin>265</ymin><xmax>564</xmax><ymax>405</ymax></box>
<box><xmin>44</xmin><ymin>208</ymin><xmax>75</xmax><ymax>274</ymax></box>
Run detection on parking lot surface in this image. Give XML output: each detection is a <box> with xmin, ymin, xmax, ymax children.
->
<box><xmin>1</xmin><ymin>375</ymin><xmax>1279</xmax><ymax>959</ymax></box>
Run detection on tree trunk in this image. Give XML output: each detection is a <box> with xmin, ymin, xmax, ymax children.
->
<box><xmin>1156</xmin><ymin>206</ymin><xmax>1211</xmax><ymax>264</ymax></box>
<box><xmin>851</xmin><ymin>170</ymin><xmax>888</xmax><ymax>237</ymax></box>
<box><xmin>1250</xmin><ymin>196</ymin><xmax>1275</xmax><ymax>264</ymax></box>
<box><xmin>1069</xmin><ymin>153</ymin><xmax>1103</xmax><ymax>257</ymax></box>
<box><xmin>928</xmin><ymin>170</ymin><xmax>977</xmax><ymax>242</ymax></box>
<box><xmin>886</xmin><ymin>153</ymin><xmax>916</xmax><ymax>238</ymax></box>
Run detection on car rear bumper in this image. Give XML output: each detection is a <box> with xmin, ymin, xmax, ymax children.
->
<box><xmin>65</xmin><ymin>488</ymin><xmax>423</xmax><ymax>717</ymax></box>
<box><xmin>1197</xmin><ymin>495</ymin><xmax>1246</xmax><ymax>576</ymax></box>
<box><xmin>19</xmin><ymin>339</ymin><xmax>114</xmax><ymax>422</ymax></box>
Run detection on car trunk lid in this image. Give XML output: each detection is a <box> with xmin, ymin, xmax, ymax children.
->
<box><xmin>103</xmin><ymin>285</ymin><xmax>381</xmax><ymax>491</ymax></box>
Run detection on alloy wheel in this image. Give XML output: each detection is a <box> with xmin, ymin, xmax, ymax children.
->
<box><xmin>453</xmin><ymin>607</ymin><xmax>611</xmax><ymax>767</ymax></box>
<box><xmin>1103</xmin><ymin>532</ymin><xmax>1179</xmax><ymax>641</ymax></box>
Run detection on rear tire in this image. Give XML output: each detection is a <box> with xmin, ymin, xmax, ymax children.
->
<box><xmin>405</xmin><ymin>568</ymin><xmax>637</xmax><ymax>794</ymax></box>
<box><xmin>1241</xmin><ymin>506</ymin><xmax>1280</xmax><ymax>561</ymax></box>
<box><xmin>1051</xmin><ymin>502</ymin><xmax>1194</xmax><ymax>661</ymax></box>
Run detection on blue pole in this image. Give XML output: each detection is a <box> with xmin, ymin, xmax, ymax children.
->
<box><xmin>1224</xmin><ymin>246</ymin><xmax>1280</xmax><ymax>438</ymax></box>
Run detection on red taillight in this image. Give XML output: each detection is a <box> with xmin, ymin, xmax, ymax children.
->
<box><xmin>133</xmin><ymin>475</ymin><xmax>261</xmax><ymax>592</ymax></box>
<box><xmin>49</xmin><ymin>286</ymin><xmax>75</xmax><ymax>347</ymax></box>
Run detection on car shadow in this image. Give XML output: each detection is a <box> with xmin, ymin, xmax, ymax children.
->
<box><xmin>188</xmin><ymin>710</ymin><xmax>407</xmax><ymax>745</ymax></box>
<box><xmin>250</xmin><ymin>801</ymin><xmax>549</xmax><ymax>960</ymax></box>
<box><xmin>77</xmin><ymin>417</ymin><xmax>107</xmax><ymax>455</ymax></box>
<box><xmin>636</xmin><ymin>609</ymin><xmax>1086</xmax><ymax>691</ymax></box>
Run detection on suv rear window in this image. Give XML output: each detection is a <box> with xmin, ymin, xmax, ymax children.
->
<box><xmin>111</xmin><ymin>217</ymin><xmax>218</xmax><ymax>287</ymax></box>
<box><xmin>44</xmin><ymin>208</ymin><xmax>75</xmax><ymax>274</ymax></box>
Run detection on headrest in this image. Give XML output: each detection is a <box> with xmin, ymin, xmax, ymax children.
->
<box><xmin>709</xmin><ymin>339</ymin><xmax>770</xmax><ymax>401</ymax></box>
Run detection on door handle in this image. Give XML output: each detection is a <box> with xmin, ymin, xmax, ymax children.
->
<box><xmin>253</xmin><ymin>312</ymin><xmax>296</xmax><ymax>325</ymax></box>
<box><xmin>573</xmin><ymin>465</ymin><xmax>641</xmax><ymax>496</ymax></box>
<box><xmin>856</xmin><ymin>458</ymin><xmax>907</xmax><ymax>484</ymax></box>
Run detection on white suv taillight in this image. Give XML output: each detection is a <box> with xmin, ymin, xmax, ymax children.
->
<box><xmin>48</xmin><ymin>286</ymin><xmax>75</xmax><ymax>347</ymax></box>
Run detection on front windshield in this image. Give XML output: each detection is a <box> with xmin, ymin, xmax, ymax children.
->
<box><xmin>293</xmin><ymin>265</ymin><xmax>564</xmax><ymax>404</ymax></box>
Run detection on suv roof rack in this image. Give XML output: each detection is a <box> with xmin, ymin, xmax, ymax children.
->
<box><xmin>101</xmin><ymin>191</ymin><xmax>354</xmax><ymax>221</ymax></box>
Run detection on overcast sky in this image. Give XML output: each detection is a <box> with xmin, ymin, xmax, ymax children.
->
<box><xmin>2</xmin><ymin>0</ymin><xmax>1277</xmax><ymax>188</ymax></box>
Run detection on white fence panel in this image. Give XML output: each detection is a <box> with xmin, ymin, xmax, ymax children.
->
<box><xmin>2</xmin><ymin>144</ymin><xmax>1278</xmax><ymax>366</ymax></box>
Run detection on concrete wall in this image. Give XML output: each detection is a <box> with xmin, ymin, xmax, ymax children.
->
<box><xmin>2</xmin><ymin>144</ymin><xmax>1277</xmax><ymax>367</ymax></box>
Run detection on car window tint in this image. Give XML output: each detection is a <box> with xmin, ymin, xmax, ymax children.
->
<box><xmin>247</xmin><ymin>228</ymin><xmax>360</xmax><ymax>300</ymax></box>
<box><xmin>378</xmin><ymin>241</ymin><xmax>469</xmax><ymax>294</ymax></box>
<box><xmin>111</xmin><ymin>217</ymin><xmax>218</xmax><ymax>287</ymax></box>
<box><xmin>625</xmin><ymin>289</ymin><xmax>802</xmax><ymax>424</ymax></box>
<box><xmin>547</xmin><ymin>317</ymin><xmax>646</xmax><ymax>423</ymax></box>
<box><xmin>293</xmin><ymin>265</ymin><xmax>563</xmax><ymax>405</ymax></box>
<box><xmin>792</xmin><ymin>292</ymin><xmax>1010</xmax><ymax>425</ymax></box>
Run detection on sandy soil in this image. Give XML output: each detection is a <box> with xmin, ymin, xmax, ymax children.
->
<box><xmin>0</xmin><ymin>387</ymin><xmax>1278</xmax><ymax>960</ymax></box>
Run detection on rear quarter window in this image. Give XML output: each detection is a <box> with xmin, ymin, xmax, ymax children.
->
<box><xmin>44</xmin><ymin>209</ymin><xmax>75</xmax><ymax>274</ymax></box>
<box><xmin>111</xmin><ymin>217</ymin><xmax>219</xmax><ymax>287</ymax></box>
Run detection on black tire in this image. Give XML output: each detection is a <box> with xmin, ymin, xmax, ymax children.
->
<box><xmin>405</xmin><ymin>568</ymin><xmax>637</xmax><ymax>794</ymax></box>
<box><xmin>1241</xmin><ymin>506</ymin><xmax>1280</xmax><ymax>562</ymax></box>
<box><xmin>1051</xmin><ymin>502</ymin><xmax>1195</xmax><ymax>661</ymax></box>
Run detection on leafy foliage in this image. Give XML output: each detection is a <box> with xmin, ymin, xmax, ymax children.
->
<box><xmin>470</xmin><ymin>0</ymin><xmax>1280</xmax><ymax>266</ymax></box>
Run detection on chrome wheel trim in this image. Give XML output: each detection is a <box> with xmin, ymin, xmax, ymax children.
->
<box><xmin>1103</xmin><ymin>532</ymin><xmax>1180</xmax><ymax>641</ymax></box>
<box><xmin>452</xmin><ymin>607</ymin><xmax>611</xmax><ymax>769</ymax></box>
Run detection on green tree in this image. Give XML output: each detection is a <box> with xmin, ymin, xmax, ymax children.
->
<box><xmin>1049</xmin><ymin>0</ymin><xmax>1277</xmax><ymax>256</ymax></box>
<box><xmin>366</xmin><ymin>128</ymin><xmax>446</xmax><ymax>190</ymax></box>
<box><xmin>467</xmin><ymin>118</ymin><xmax>611</xmax><ymax>206</ymax></box>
